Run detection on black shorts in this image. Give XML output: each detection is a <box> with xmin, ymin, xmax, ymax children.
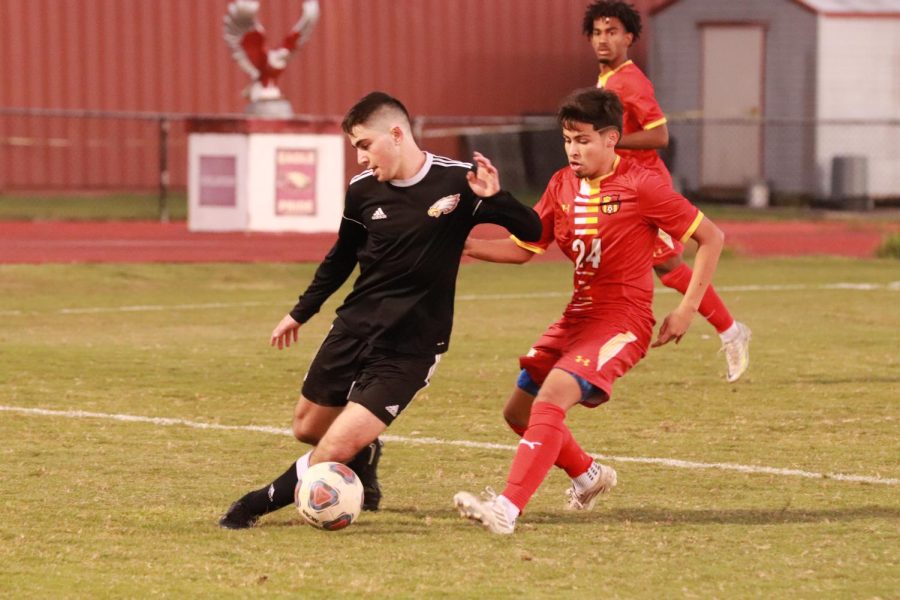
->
<box><xmin>301</xmin><ymin>327</ymin><xmax>442</xmax><ymax>425</ymax></box>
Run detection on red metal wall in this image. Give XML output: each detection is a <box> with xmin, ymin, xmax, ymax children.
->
<box><xmin>0</xmin><ymin>0</ymin><xmax>663</xmax><ymax>190</ymax></box>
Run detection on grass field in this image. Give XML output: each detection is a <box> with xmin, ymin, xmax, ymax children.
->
<box><xmin>0</xmin><ymin>194</ymin><xmax>188</xmax><ymax>222</ymax></box>
<box><xmin>1</xmin><ymin>258</ymin><xmax>898</xmax><ymax>598</ymax></box>
<box><xmin>2</xmin><ymin>192</ymin><xmax>899</xmax><ymax>224</ymax></box>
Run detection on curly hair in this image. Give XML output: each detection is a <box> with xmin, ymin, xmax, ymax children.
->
<box><xmin>581</xmin><ymin>1</ymin><xmax>643</xmax><ymax>40</ymax></box>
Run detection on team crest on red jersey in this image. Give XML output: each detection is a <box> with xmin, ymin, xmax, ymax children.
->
<box><xmin>600</xmin><ymin>194</ymin><xmax>621</xmax><ymax>215</ymax></box>
<box><xmin>427</xmin><ymin>194</ymin><xmax>461</xmax><ymax>217</ymax></box>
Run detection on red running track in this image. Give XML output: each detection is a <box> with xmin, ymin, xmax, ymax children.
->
<box><xmin>0</xmin><ymin>220</ymin><xmax>896</xmax><ymax>264</ymax></box>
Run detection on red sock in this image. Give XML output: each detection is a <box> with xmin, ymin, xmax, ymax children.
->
<box><xmin>502</xmin><ymin>402</ymin><xmax>568</xmax><ymax>511</ymax></box>
<box><xmin>658</xmin><ymin>263</ymin><xmax>734</xmax><ymax>334</ymax></box>
<box><xmin>555</xmin><ymin>431</ymin><xmax>593</xmax><ymax>478</ymax></box>
<box><xmin>508</xmin><ymin>416</ymin><xmax>592</xmax><ymax>478</ymax></box>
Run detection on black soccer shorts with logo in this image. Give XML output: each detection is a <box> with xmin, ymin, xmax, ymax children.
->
<box><xmin>301</xmin><ymin>327</ymin><xmax>441</xmax><ymax>425</ymax></box>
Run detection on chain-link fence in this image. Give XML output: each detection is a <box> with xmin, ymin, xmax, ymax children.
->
<box><xmin>3</xmin><ymin>109</ymin><xmax>898</xmax><ymax>219</ymax></box>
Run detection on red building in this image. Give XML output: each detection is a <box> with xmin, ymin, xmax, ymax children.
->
<box><xmin>0</xmin><ymin>0</ymin><xmax>664</xmax><ymax>191</ymax></box>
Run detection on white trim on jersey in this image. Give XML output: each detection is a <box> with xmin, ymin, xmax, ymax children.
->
<box><xmin>349</xmin><ymin>169</ymin><xmax>374</xmax><ymax>185</ymax></box>
<box><xmin>342</xmin><ymin>215</ymin><xmax>366</xmax><ymax>229</ymax></box>
<box><xmin>431</xmin><ymin>155</ymin><xmax>473</xmax><ymax>170</ymax></box>
<box><xmin>391</xmin><ymin>152</ymin><xmax>434</xmax><ymax>187</ymax></box>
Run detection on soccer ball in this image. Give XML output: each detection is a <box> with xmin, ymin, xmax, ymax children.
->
<box><xmin>295</xmin><ymin>461</ymin><xmax>364</xmax><ymax>531</ymax></box>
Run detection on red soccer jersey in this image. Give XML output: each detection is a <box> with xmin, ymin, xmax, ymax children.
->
<box><xmin>515</xmin><ymin>157</ymin><xmax>703</xmax><ymax>324</ymax></box>
<box><xmin>597</xmin><ymin>60</ymin><xmax>669</xmax><ymax>178</ymax></box>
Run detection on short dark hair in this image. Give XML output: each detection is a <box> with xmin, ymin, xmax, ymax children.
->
<box><xmin>582</xmin><ymin>1</ymin><xmax>642</xmax><ymax>40</ymax></box>
<box><xmin>341</xmin><ymin>91</ymin><xmax>411</xmax><ymax>134</ymax></box>
<box><xmin>558</xmin><ymin>87</ymin><xmax>623</xmax><ymax>135</ymax></box>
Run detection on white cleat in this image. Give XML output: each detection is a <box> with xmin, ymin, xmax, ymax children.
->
<box><xmin>453</xmin><ymin>488</ymin><xmax>515</xmax><ymax>535</ymax></box>
<box><xmin>722</xmin><ymin>321</ymin><xmax>752</xmax><ymax>383</ymax></box>
<box><xmin>565</xmin><ymin>464</ymin><xmax>618</xmax><ymax>511</ymax></box>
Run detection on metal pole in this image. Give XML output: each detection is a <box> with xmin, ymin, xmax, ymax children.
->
<box><xmin>158</xmin><ymin>118</ymin><xmax>171</xmax><ymax>223</ymax></box>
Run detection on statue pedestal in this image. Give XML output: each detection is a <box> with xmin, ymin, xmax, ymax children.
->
<box><xmin>187</xmin><ymin>118</ymin><xmax>344</xmax><ymax>233</ymax></box>
<box><xmin>245</xmin><ymin>99</ymin><xmax>295</xmax><ymax>118</ymax></box>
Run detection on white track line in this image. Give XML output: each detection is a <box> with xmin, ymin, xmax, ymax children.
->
<box><xmin>1</xmin><ymin>281</ymin><xmax>897</xmax><ymax>318</ymax></box>
<box><xmin>2</xmin><ymin>405</ymin><xmax>896</xmax><ymax>486</ymax></box>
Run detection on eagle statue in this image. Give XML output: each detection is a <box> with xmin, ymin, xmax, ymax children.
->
<box><xmin>223</xmin><ymin>0</ymin><xmax>320</xmax><ymax>110</ymax></box>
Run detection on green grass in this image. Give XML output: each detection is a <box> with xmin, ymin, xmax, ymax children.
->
<box><xmin>0</xmin><ymin>193</ymin><xmax>187</xmax><ymax>221</ymax></box>
<box><xmin>877</xmin><ymin>233</ymin><xmax>900</xmax><ymax>258</ymax></box>
<box><xmin>1</xmin><ymin>259</ymin><xmax>898</xmax><ymax>598</ymax></box>
<box><xmin>2</xmin><ymin>191</ymin><xmax>898</xmax><ymax>225</ymax></box>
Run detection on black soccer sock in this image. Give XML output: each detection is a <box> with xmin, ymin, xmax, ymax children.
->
<box><xmin>346</xmin><ymin>438</ymin><xmax>381</xmax><ymax>481</ymax></box>
<box><xmin>239</xmin><ymin>461</ymin><xmax>299</xmax><ymax>517</ymax></box>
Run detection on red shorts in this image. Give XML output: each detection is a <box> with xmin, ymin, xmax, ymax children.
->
<box><xmin>652</xmin><ymin>230</ymin><xmax>683</xmax><ymax>267</ymax></box>
<box><xmin>519</xmin><ymin>314</ymin><xmax>651</xmax><ymax>406</ymax></box>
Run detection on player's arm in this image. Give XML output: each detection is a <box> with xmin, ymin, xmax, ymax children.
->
<box><xmin>272</xmin><ymin>215</ymin><xmax>365</xmax><ymax>349</ymax></box>
<box><xmin>466</xmin><ymin>152</ymin><xmax>542</xmax><ymax>242</ymax></box>
<box><xmin>467</xmin><ymin>170</ymin><xmax>560</xmax><ymax>263</ymax></box>
<box><xmin>616</xmin><ymin>77</ymin><xmax>669</xmax><ymax>150</ymax></box>
<box><xmin>464</xmin><ymin>237</ymin><xmax>535</xmax><ymax>264</ymax></box>
<box><xmin>617</xmin><ymin>122</ymin><xmax>669</xmax><ymax>151</ymax></box>
<box><xmin>653</xmin><ymin>216</ymin><xmax>724</xmax><ymax>347</ymax></box>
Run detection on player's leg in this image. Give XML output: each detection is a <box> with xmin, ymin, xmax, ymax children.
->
<box><xmin>292</xmin><ymin>394</ymin><xmax>387</xmax><ymax>509</ymax></box>
<box><xmin>292</xmin><ymin>396</ymin><xmax>342</xmax><ymax>444</ymax></box>
<box><xmin>502</xmin><ymin>376</ymin><xmax>536</xmax><ymax>434</ymax></box>
<box><xmin>507</xmin><ymin>369</ymin><xmax>596</xmax><ymax>481</ymax></box>
<box><xmin>218</xmin><ymin>396</ymin><xmax>343</xmax><ymax>530</ymax></box>
<box><xmin>294</xmin><ymin>331</ymin><xmax>391</xmax><ymax>511</ymax></box>
<box><xmin>507</xmin><ymin>324</ymin><xmax>602</xmax><ymax>486</ymax></box>
<box><xmin>454</xmin><ymin>368</ymin><xmax>583</xmax><ymax>534</ymax></box>
<box><xmin>306</xmin><ymin>350</ymin><xmax>441</xmax><ymax>510</ymax></box>
<box><xmin>655</xmin><ymin>253</ymin><xmax>735</xmax><ymax>333</ymax></box>
<box><xmin>653</xmin><ymin>238</ymin><xmax>751</xmax><ymax>381</ymax></box>
<box><xmin>345</xmin><ymin>438</ymin><xmax>383</xmax><ymax>511</ymax></box>
<box><xmin>455</xmin><ymin>322</ymin><xmax>647</xmax><ymax>532</ymax></box>
<box><xmin>219</xmin><ymin>329</ymin><xmax>364</xmax><ymax>529</ymax></box>
<box><xmin>310</xmin><ymin>402</ymin><xmax>387</xmax><ymax>465</ymax></box>
<box><xmin>550</xmin><ymin>328</ymin><xmax>642</xmax><ymax>511</ymax></box>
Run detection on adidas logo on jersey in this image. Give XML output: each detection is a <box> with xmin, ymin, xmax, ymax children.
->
<box><xmin>385</xmin><ymin>405</ymin><xmax>400</xmax><ymax>417</ymax></box>
<box><xmin>372</xmin><ymin>207</ymin><xmax>388</xmax><ymax>220</ymax></box>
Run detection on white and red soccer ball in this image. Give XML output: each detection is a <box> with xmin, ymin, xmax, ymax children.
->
<box><xmin>295</xmin><ymin>461</ymin><xmax>364</xmax><ymax>531</ymax></box>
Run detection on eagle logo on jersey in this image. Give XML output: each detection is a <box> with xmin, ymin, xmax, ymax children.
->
<box><xmin>427</xmin><ymin>194</ymin><xmax>461</xmax><ymax>217</ymax></box>
<box><xmin>600</xmin><ymin>194</ymin><xmax>621</xmax><ymax>215</ymax></box>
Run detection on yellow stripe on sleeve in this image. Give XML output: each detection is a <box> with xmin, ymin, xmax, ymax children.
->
<box><xmin>679</xmin><ymin>211</ymin><xmax>705</xmax><ymax>243</ymax></box>
<box><xmin>643</xmin><ymin>117</ymin><xmax>668</xmax><ymax>131</ymax></box>
<box><xmin>510</xmin><ymin>235</ymin><xmax>545</xmax><ymax>254</ymax></box>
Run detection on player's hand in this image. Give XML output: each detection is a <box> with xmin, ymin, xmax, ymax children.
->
<box><xmin>652</xmin><ymin>306</ymin><xmax>695</xmax><ymax>348</ymax></box>
<box><xmin>466</xmin><ymin>151</ymin><xmax>501</xmax><ymax>198</ymax></box>
<box><xmin>271</xmin><ymin>313</ymin><xmax>301</xmax><ymax>349</ymax></box>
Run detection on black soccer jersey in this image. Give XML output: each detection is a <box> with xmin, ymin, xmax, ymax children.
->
<box><xmin>290</xmin><ymin>153</ymin><xmax>541</xmax><ymax>355</ymax></box>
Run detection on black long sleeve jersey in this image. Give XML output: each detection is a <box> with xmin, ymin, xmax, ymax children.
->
<box><xmin>290</xmin><ymin>152</ymin><xmax>542</xmax><ymax>355</ymax></box>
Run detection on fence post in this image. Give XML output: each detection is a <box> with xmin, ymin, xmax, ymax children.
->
<box><xmin>158</xmin><ymin>117</ymin><xmax>171</xmax><ymax>222</ymax></box>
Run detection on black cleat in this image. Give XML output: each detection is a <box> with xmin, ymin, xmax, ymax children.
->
<box><xmin>362</xmin><ymin>479</ymin><xmax>382</xmax><ymax>512</ymax></box>
<box><xmin>218</xmin><ymin>500</ymin><xmax>259</xmax><ymax>530</ymax></box>
<box><xmin>352</xmin><ymin>439</ymin><xmax>383</xmax><ymax>512</ymax></box>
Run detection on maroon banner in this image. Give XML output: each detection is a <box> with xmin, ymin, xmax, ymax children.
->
<box><xmin>275</xmin><ymin>148</ymin><xmax>317</xmax><ymax>216</ymax></box>
<box><xmin>198</xmin><ymin>156</ymin><xmax>237</xmax><ymax>207</ymax></box>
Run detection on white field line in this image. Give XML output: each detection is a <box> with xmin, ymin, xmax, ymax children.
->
<box><xmin>2</xmin><ymin>405</ymin><xmax>897</xmax><ymax>486</ymax></box>
<box><xmin>0</xmin><ymin>281</ymin><xmax>898</xmax><ymax>318</ymax></box>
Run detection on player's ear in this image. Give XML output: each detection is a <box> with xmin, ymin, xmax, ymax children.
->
<box><xmin>391</xmin><ymin>125</ymin><xmax>403</xmax><ymax>146</ymax></box>
<box><xmin>607</xmin><ymin>129</ymin><xmax>620</xmax><ymax>148</ymax></box>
